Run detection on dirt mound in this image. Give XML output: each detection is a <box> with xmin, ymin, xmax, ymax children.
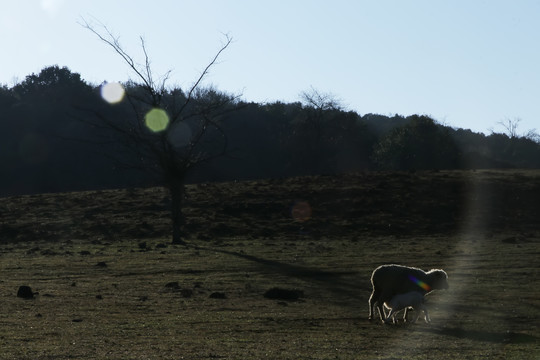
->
<box><xmin>17</xmin><ymin>285</ymin><xmax>35</xmax><ymax>299</ymax></box>
<box><xmin>264</xmin><ymin>287</ymin><xmax>304</xmax><ymax>301</ymax></box>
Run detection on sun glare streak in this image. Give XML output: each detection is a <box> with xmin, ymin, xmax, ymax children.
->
<box><xmin>145</xmin><ymin>108</ymin><xmax>169</xmax><ymax>132</ymax></box>
<box><xmin>100</xmin><ymin>82</ymin><xmax>125</xmax><ymax>104</ymax></box>
<box><xmin>378</xmin><ymin>173</ymin><xmax>491</xmax><ymax>358</ymax></box>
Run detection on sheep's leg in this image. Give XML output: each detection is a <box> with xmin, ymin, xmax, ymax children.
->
<box><xmin>377</xmin><ymin>306</ymin><xmax>385</xmax><ymax>321</ymax></box>
<box><xmin>368</xmin><ymin>290</ymin><xmax>376</xmax><ymax>321</ymax></box>
<box><xmin>376</xmin><ymin>297</ymin><xmax>387</xmax><ymax>322</ymax></box>
<box><xmin>392</xmin><ymin>308</ymin><xmax>405</xmax><ymax>323</ymax></box>
<box><xmin>376</xmin><ymin>290</ymin><xmax>394</xmax><ymax>322</ymax></box>
<box><xmin>376</xmin><ymin>303</ymin><xmax>385</xmax><ymax>322</ymax></box>
<box><xmin>420</xmin><ymin>304</ymin><xmax>431</xmax><ymax>323</ymax></box>
<box><xmin>410</xmin><ymin>308</ymin><xmax>420</xmax><ymax>323</ymax></box>
<box><xmin>382</xmin><ymin>304</ymin><xmax>390</xmax><ymax>318</ymax></box>
<box><xmin>403</xmin><ymin>307</ymin><xmax>410</xmax><ymax>322</ymax></box>
<box><xmin>368</xmin><ymin>290</ymin><xmax>378</xmax><ymax>321</ymax></box>
<box><xmin>384</xmin><ymin>308</ymin><xmax>397</xmax><ymax>324</ymax></box>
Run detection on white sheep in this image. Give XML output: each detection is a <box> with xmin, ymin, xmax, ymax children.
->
<box><xmin>368</xmin><ymin>264</ymin><xmax>448</xmax><ymax>322</ymax></box>
<box><xmin>383</xmin><ymin>291</ymin><xmax>431</xmax><ymax>324</ymax></box>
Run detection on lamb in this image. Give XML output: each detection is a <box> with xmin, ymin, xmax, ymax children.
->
<box><xmin>368</xmin><ymin>264</ymin><xmax>448</xmax><ymax>322</ymax></box>
<box><xmin>383</xmin><ymin>291</ymin><xmax>431</xmax><ymax>324</ymax></box>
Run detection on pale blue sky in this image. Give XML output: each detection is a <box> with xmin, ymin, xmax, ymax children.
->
<box><xmin>1</xmin><ymin>0</ymin><xmax>539</xmax><ymax>134</ymax></box>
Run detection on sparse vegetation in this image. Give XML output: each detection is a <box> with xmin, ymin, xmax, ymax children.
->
<box><xmin>0</xmin><ymin>170</ymin><xmax>539</xmax><ymax>359</ymax></box>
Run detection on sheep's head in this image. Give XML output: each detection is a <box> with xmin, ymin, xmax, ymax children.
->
<box><xmin>428</xmin><ymin>269</ymin><xmax>449</xmax><ymax>290</ymax></box>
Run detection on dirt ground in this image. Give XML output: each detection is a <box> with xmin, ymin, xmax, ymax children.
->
<box><xmin>0</xmin><ymin>170</ymin><xmax>539</xmax><ymax>359</ymax></box>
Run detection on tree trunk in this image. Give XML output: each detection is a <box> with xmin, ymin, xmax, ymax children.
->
<box><xmin>170</xmin><ymin>182</ymin><xmax>186</xmax><ymax>245</ymax></box>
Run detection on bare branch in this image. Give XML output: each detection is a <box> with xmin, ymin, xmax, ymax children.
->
<box><xmin>300</xmin><ymin>86</ymin><xmax>343</xmax><ymax>111</ymax></box>
<box><xmin>496</xmin><ymin>117</ymin><xmax>521</xmax><ymax>139</ymax></box>
<box><xmin>524</xmin><ymin>128</ymin><xmax>540</xmax><ymax>143</ymax></box>
<box><xmin>173</xmin><ymin>34</ymin><xmax>233</xmax><ymax>122</ymax></box>
<box><xmin>140</xmin><ymin>36</ymin><xmax>156</xmax><ymax>95</ymax></box>
<box><xmin>79</xmin><ymin>17</ymin><xmax>161</xmax><ymax>104</ymax></box>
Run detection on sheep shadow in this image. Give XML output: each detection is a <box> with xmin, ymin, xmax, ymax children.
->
<box><xmin>417</xmin><ymin>325</ymin><xmax>538</xmax><ymax>344</ymax></box>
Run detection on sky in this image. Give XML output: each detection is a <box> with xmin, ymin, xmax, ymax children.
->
<box><xmin>1</xmin><ymin>0</ymin><xmax>539</xmax><ymax>135</ymax></box>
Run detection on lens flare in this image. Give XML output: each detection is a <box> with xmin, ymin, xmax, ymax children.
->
<box><xmin>408</xmin><ymin>275</ymin><xmax>431</xmax><ymax>291</ymax></box>
<box><xmin>100</xmin><ymin>82</ymin><xmax>125</xmax><ymax>104</ymax></box>
<box><xmin>291</xmin><ymin>201</ymin><xmax>312</xmax><ymax>222</ymax></box>
<box><xmin>145</xmin><ymin>108</ymin><xmax>169</xmax><ymax>132</ymax></box>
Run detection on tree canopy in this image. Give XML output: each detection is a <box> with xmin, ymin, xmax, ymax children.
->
<box><xmin>1</xmin><ymin>65</ymin><xmax>539</xmax><ymax>197</ymax></box>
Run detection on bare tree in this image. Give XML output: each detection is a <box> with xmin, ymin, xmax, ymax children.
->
<box><xmin>80</xmin><ymin>19</ymin><xmax>239</xmax><ymax>244</ymax></box>
<box><xmin>493</xmin><ymin>117</ymin><xmax>540</xmax><ymax>143</ymax></box>
<box><xmin>300</xmin><ymin>87</ymin><xmax>343</xmax><ymax>112</ymax></box>
<box><xmin>524</xmin><ymin>128</ymin><xmax>540</xmax><ymax>143</ymax></box>
<box><xmin>496</xmin><ymin>118</ymin><xmax>521</xmax><ymax>139</ymax></box>
<box><xmin>294</xmin><ymin>87</ymin><xmax>344</xmax><ymax>174</ymax></box>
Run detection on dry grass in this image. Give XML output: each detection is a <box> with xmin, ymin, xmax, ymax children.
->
<box><xmin>0</xmin><ymin>170</ymin><xmax>539</xmax><ymax>359</ymax></box>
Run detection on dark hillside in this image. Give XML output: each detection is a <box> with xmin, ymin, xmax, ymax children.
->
<box><xmin>1</xmin><ymin>170</ymin><xmax>538</xmax><ymax>244</ymax></box>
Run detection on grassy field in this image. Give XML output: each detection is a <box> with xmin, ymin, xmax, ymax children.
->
<box><xmin>1</xmin><ymin>170</ymin><xmax>539</xmax><ymax>359</ymax></box>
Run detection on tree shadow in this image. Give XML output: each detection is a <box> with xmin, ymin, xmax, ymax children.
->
<box><xmin>417</xmin><ymin>325</ymin><xmax>538</xmax><ymax>344</ymax></box>
<box><xmin>190</xmin><ymin>244</ymin><xmax>366</xmax><ymax>306</ymax></box>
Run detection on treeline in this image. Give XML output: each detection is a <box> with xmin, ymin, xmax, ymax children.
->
<box><xmin>1</xmin><ymin>65</ymin><xmax>539</xmax><ymax>197</ymax></box>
